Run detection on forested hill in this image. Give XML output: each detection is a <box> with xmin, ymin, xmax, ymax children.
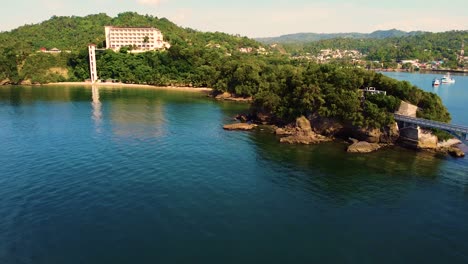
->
<box><xmin>0</xmin><ymin>12</ymin><xmax>452</xmax><ymax>134</ymax></box>
<box><xmin>279</xmin><ymin>30</ymin><xmax>467</xmax><ymax>67</ymax></box>
<box><xmin>0</xmin><ymin>12</ymin><xmax>260</xmax><ymax>53</ymax></box>
<box><xmin>256</xmin><ymin>29</ymin><xmax>424</xmax><ymax>44</ymax></box>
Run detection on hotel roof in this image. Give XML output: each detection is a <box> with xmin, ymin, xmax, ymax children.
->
<box><xmin>105</xmin><ymin>26</ymin><xmax>161</xmax><ymax>31</ymax></box>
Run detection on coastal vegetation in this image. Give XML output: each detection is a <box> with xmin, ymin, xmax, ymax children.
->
<box><xmin>271</xmin><ymin>31</ymin><xmax>467</xmax><ymax>69</ymax></box>
<box><xmin>0</xmin><ymin>12</ymin><xmax>452</xmax><ymax>136</ymax></box>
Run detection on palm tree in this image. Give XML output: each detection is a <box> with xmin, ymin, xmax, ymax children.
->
<box><xmin>143</xmin><ymin>36</ymin><xmax>150</xmax><ymax>49</ymax></box>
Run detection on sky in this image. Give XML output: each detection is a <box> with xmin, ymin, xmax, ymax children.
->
<box><xmin>1</xmin><ymin>0</ymin><xmax>467</xmax><ymax>37</ymax></box>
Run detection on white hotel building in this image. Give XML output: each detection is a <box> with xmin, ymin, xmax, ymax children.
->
<box><xmin>104</xmin><ymin>26</ymin><xmax>170</xmax><ymax>51</ymax></box>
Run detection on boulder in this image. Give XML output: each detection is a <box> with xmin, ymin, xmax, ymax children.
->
<box><xmin>417</xmin><ymin>129</ymin><xmax>438</xmax><ymax>150</ymax></box>
<box><xmin>380</xmin><ymin>122</ymin><xmax>400</xmax><ymax>143</ymax></box>
<box><xmin>235</xmin><ymin>114</ymin><xmax>249</xmax><ymax>122</ymax></box>
<box><xmin>255</xmin><ymin>111</ymin><xmax>273</xmax><ymax>124</ymax></box>
<box><xmin>275</xmin><ymin>127</ymin><xmax>295</xmax><ymax>136</ymax></box>
<box><xmin>280</xmin><ymin>133</ymin><xmax>330</xmax><ymax>145</ymax></box>
<box><xmin>436</xmin><ymin>146</ymin><xmax>466</xmax><ymax>158</ymax></box>
<box><xmin>351</xmin><ymin>127</ymin><xmax>382</xmax><ymax>143</ymax></box>
<box><xmin>310</xmin><ymin>116</ymin><xmax>344</xmax><ymax>136</ymax></box>
<box><xmin>20</xmin><ymin>79</ymin><xmax>32</xmax><ymax>85</ymax></box>
<box><xmin>447</xmin><ymin>147</ymin><xmax>465</xmax><ymax>158</ymax></box>
<box><xmin>0</xmin><ymin>79</ymin><xmax>10</xmax><ymax>85</ymax></box>
<box><xmin>347</xmin><ymin>141</ymin><xmax>382</xmax><ymax>153</ymax></box>
<box><xmin>223</xmin><ymin>123</ymin><xmax>257</xmax><ymax>131</ymax></box>
<box><xmin>279</xmin><ymin>116</ymin><xmax>331</xmax><ymax>145</ymax></box>
<box><xmin>437</xmin><ymin>138</ymin><xmax>462</xmax><ymax>148</ymax></box>
<box><xmin>215</xmin><ymin>92</ymin><xmax>252</xmax><ymax>102</ymax></box>
<box><xmin>215</xmin><ymin>92</ymin><xmax>232</xmax><ymax>100</ymax></box>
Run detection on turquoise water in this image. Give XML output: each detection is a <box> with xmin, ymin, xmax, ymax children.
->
<box><xmin>383</xmin><ymin>71</ymin><xmax>468</xmax><ymax>125</ymax></box>
<box><xmin>0</xmin><ymin>80</ymin><xmax>467</xmax><ymax>263</ymax></box>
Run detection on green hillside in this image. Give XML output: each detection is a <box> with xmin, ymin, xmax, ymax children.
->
<box><xmin>0</xmin><ymin>12</ymin><xmax>451</xmax><ymax>135</ymax></box>
<box><xmin>256</xmin><ymin>29</ymin><xmax>424</xmax><ymax>44</ymax></box>
<box><xmin>0</xmin><ymin>12</ymin><xmax>259</xmax><ymax>52</ymax></box>
<box><xmin>280</xmin><ymin>30</ymin><xmax>467</xmax><ymax>68</ymax></box>
<box><xmin>0</xmin><ymin>12</ymin><xmax>263</xmax><ymax>84</ymax></box>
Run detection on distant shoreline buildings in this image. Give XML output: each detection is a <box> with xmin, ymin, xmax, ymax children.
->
<box><xmin>104</xmin><ymin>26</ymin><xmax>170</xmax><ymax>52</ymax></box>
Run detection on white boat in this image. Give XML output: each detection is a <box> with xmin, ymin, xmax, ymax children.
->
<box><xmin>432</xmin><ymin>78</ymin><xmax>440</xmax><ymax>86</ymax></box>
<box><xmin>441</xmin><ymin>73</ymin><xmax>455</xmax><ymax>84</ymax></box>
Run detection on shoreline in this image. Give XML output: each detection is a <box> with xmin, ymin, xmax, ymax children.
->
<box><xmin>42</xmin><ymin>82</ymin><xmax>213</xmax><ymax>93</ymax></box>
<box><xmin>375</xmin><ymin>69</ymin><xmax>468</xmax><ymax>75</ymax></box>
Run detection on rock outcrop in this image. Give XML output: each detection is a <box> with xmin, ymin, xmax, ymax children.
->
<box><xmin>351</xmin><ymin>127</ymin><xmax>382</xmax><ymax>143</ymax></box>
<box><xmin>310</xmin><ymin>116</ymin><xmax>344</xmax><ymax>136</ymax></box>
<box><xmin>435</xmin><ymin>146</ymin><xmax>465</xmax><ymax>158</ymax></box>
<box><xmin>347</xmin><ymin>141</ymin><xmax>382</xmax><ymax>153</ymax></box>
<box><xmin>0</xmin><ymin>79</ymin><xmax>11</xmax><ymax>85</ymax></box>
<box><xmin>20</xmin><ymin>79</ymin><xmax>32</xmax><ymax>85</ymax></box>
<box><xmin>223</xmin><ymin>123</ymin><xmax>257</xmax><ymax>131</ymax></box>
<box><xmin>215</xmin><ymin>92</ymin><xmax>252</xmax><ymax>102</ymax></box>
<box><xmin>279</xmin><ymin>116</ymin><xmax>331</xmax><ymax>145</ymax></box>
<box><xmin>437</xmin><ymin>138</ymin><xmax>462</xmax><ymax>148</ymax></box>
<box><xmin>311</xmin><ymin>115</ymin><xmax>399</xmax><ymax>144</ymax></box>
<box><xmin>447</xmin><ymin>147</ymin><xmax>465</xmax><ymax>158</ymax></box>
<box><xmin>380</xmin><ymin>122</ymin><xmax>400</xmax><ymax>143</ymax></box>
<box><xmin>275</xmin><ymin>127</ymin><xmax>295</xmax><ymax>136</ymax></box>
<box><xmin>437</xmin><ymin>139</ymin><xmax>465</xmax><ymax>158</ymax></box>
<box><xmin>417</xmin><ymin>129</ymin><xmax>438</xmax><ymax>150</ymax></box>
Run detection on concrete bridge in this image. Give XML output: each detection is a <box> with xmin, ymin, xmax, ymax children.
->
<box><xmin>394</xmin><ymin>114</ymin><xmax>468</xmax><ymax>144</ymax></box>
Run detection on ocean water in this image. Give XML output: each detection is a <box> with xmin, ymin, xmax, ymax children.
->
<box><xmin>0</xmin><ymin>79</ymin><xmax>467</xmax><ymax>263</ymax></box>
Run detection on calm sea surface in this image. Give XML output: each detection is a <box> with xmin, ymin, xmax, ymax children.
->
<box><xmin>0</xmin><ymin>74</ymin><xmax>468</xmax><ymax>264</ymax></box>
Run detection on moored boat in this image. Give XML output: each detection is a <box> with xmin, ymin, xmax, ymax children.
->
<box><xmin>432</xmin><ymin>78</ymin><xmax>440</xmax><ymax>86</ymax></box>
<box><xmin>441</xmin><ymin>73</ymin><xmax>455</xmax><ymax>84</ymax></box>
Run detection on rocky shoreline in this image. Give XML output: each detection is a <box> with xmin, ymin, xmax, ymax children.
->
<box><xmin>212</xmin><ymin>91</ymin><xmax>253</xmax><ymax>102</ymax></box>
<box><xmin>223</xmin><ymin>101</ymin><xmax>465</xmax><ymax>158</ymax></box>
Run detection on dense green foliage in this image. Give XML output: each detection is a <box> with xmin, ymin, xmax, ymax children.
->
<box><xmin>281</xmin><ymin>31</ymin><xmax>467</xmax><ymax>68</ymax></box>
<box><xmin>0</xmin><ymin>12</ymin><xmax>259</xmax><ymax>52</ymax></box>
<box><xmin>257</xmin><ymin>29</ymin><xmax>423</xmax><ymax>44</ymax></box>
<box><xmin>0</xmin><ymin>12</ymin><xmax>452</xmax><ymax>130</ymax></box>
<box><xmin>215</xmin><ymin>60</ymin><xmax>450</xmax><ymax>127</ymax></box>
<box><xmin>0</xmin><ymin>12</ymin><xmax>261</xmax><ymax>83</ymax></box>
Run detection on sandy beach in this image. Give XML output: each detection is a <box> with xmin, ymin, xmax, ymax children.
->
<box><xmin>43</xmin><ymin>82</ymin><xmax>213</xmax><ymax>93</ymax></box>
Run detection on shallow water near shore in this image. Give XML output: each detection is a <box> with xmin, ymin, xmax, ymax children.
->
<box><xmin>1</xmin><ymin>81</ymin><xmax>468</xmax><ymax>263</ymax></box>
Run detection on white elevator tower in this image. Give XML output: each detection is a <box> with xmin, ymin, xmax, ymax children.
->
<box><xmin>88</xmin><ymin>44</ymin><xmax>98</xmax><ymax>83</ymax></box>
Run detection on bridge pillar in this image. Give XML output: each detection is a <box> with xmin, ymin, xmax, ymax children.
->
<box><xmin>397</xmin><ymin>121</ymin><xmax>417</xmax><ymax>130</ymax></box>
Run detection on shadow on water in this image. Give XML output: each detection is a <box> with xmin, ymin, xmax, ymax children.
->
<box><xmin>247</xmin><ymin>129</ymin><xmax>447</xmax><ymax>203</ymax></box>
<box><xmin>0</xmin><ymin>85</ymin><xmax>213</xmax><ymax>105</ymax></box>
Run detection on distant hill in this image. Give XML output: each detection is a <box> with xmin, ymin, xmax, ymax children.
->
<box><xmin>256</xmin><ymin>29</ymin><xmax>425</xmax><ymax>44</ymax></box>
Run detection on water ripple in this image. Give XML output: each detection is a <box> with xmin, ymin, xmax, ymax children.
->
<box><xmin>0</xmin><ymin>86</ymin><xmax>468</xmax><ymax>264</ymax></box>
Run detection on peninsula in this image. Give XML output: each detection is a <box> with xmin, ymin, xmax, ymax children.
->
<box><xmin>0</xmin><ymin>12</ymin><xmax>464</xmax><ymax>156</ymax></box>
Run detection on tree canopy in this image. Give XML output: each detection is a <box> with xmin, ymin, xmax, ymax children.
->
<box><xmin>0</xmin><ymin>12</ymin><xmax>451</xmax><ymax>131</ymax></box>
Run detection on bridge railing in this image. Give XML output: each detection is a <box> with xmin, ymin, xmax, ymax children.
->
<box><xmin>394</xmin><ymin>114</ymin><xmax>468</xmax><ymax>134</ymax></box>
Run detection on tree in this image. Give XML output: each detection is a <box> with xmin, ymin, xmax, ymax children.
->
<box><xmin>143</xmin><ymin>36</ymin><xmax>150</xmax><ymax>49</ymax></box>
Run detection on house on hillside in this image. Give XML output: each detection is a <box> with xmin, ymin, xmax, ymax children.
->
<box><xmin>39</xmin><ymin>47</ymin><xmax>62</xmax><ymax>54</ymax></box>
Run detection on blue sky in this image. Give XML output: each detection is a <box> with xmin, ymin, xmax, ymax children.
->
<box><xmin>1</xmin><ymin>0</ymin><xmax>467</xmax><ymax>37</ymax></box>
